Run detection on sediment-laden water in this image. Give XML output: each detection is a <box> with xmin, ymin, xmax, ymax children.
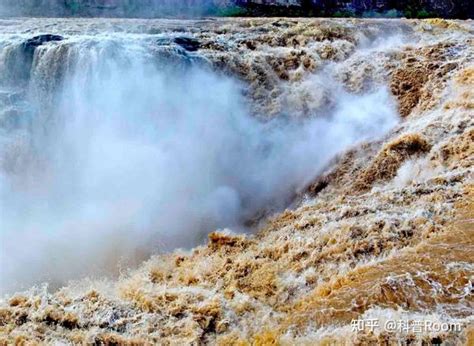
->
<box><xmin>0</xmin><ymin>17</ymin><xmax>473</xmax><ymax>344</ymax></box>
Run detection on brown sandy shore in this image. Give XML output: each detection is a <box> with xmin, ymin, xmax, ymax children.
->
<box><xmin>0</xmin><ymin>18</ymin><xmax>473</xmax><ymax>344</ymax></box>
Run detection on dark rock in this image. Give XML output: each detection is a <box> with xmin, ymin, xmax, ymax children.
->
<box><xmin>22</xmin><ymin>34</ymin><xmax>64</xmax><ymax>54</ymax></box>
<box><xmin>17</xmin><ymin>35</ymin><xmax>64</xmax><ymax>81</ymax></box>
<box><xmin>173</xmin><ymin>37</ymin><xmax>201</xmax><ymax>52</ymax></box>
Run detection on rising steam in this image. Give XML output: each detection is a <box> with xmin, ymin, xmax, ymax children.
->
<box><xmin>0</xmin><ymin>36</ymin><xmax>398</xmax><ymax>293</ymax></box>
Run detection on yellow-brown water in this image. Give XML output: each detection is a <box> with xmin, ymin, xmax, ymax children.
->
<box><xmin>0</xmin><ymin>18</ymin><xmax>473</xmax><ymax>344</ymax></box>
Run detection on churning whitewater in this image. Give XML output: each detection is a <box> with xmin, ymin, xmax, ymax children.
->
<box><xmin>0</xmin><ymin>19</ymin><xmax>398</xmax><ymax>292</ymax></box>
<box><xmin>0</xmin><ymin>17</ymin><xmax>472</xmax><ymax>345</ymax></box>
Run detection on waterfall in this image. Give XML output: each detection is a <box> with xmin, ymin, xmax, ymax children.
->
<box><xmin>0</xmin><ymin>24</ymin><xmax>398</xmax><ymax>292</ymax></box>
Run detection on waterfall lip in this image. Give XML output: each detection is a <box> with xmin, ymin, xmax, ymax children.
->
<box><xmin>173</xmin><ymin>37</ymin><xmax>201</xmax><ymax>52</ymax></box>
<box><xmin>22</xmin><ymin>34</ymin><xmax>64</xmax><ymax>48</ymax></box>
<box><xmin>154</xmin><ymin>35</ymin><xmax>201</xmax><ymax>52</ymax></box>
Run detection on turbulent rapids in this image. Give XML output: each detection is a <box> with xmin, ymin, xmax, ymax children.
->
<box><xmin>0</xmin><ymin>17</ymin><xmax>473</xmax><ymax>344</ymax></box>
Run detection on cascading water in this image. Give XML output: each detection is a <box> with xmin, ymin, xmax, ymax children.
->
<box><xmin>0</xmin><ymin>20</ymin><xmax>399</xmax><ymax>293</ymax></box>
<box><xmin>0</xmin><ymin>17</ymin><xmax>472</xmax><ymax>345</ymax></box>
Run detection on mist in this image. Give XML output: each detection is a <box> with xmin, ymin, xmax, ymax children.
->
<box><xmin>0</xmin><ymin>4</ymin><xmax>10</xmax><ymax>17</ymax></box>
<box><xmin>0</xmin><ymin>36</ymin><xmax>399</xmax><ymax>293</ymax></box>
<box><xmin>0</xmin><ymin>1</ymin><xmax>223</xmax><ymax>18</ymax></box>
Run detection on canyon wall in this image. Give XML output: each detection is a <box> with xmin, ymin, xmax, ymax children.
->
<box><xmin>0</xmin><ymin>0</ymin><xmax>472</xmax><ymax>18</ymax></box>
